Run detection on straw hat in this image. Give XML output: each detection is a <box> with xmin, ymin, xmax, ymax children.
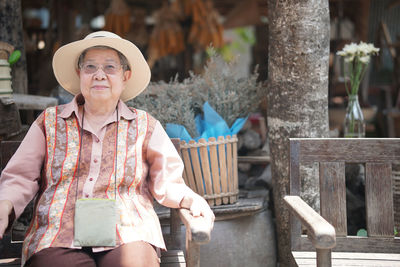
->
<box><xmin>52</xmin><ymin>31</ymin><xmax>151</xmax><ymax>102</ymax></box>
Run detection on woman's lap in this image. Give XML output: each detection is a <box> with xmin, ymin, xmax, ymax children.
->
<box><xmin>24</xmin><ymin>247</ymin><xmax>96</xmax><ymax>267</ymax></box>
<box><xmin>24</xmin><ymin>241</ymin><xmax>160</xmax><ymax>267</ymax></box>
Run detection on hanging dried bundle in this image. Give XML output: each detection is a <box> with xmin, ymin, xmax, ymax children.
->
<box><xmin>147</xmin><ymin>2</ymin><xmax>185</xmax><ymax>68</ymax></box>
<box><xmin>103</xmin><ymin>0</ymin><xmax>131</xmax><ymax>37</ymax></box>
<box><xmin>125</xmin><ymin>8</ymin><xmax>148</xmax><ymax>47</ymax></box>
<box><xmin>187</xmin><ymin>0</ymin><xmax>224</xmax><ymax>50</ymax></box>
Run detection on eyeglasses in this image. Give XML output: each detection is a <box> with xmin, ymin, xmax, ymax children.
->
<box><xmin>80</xmin><ymin>62</ymin><xmax>123</xmax><ymax>75</ymax></box>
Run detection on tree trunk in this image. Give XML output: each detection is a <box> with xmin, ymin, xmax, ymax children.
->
<box><xmin>267</xmin><ymin>1</ymin><xmax>330</xmax><ymax>266</ymax></box>
<box><xmin>0</xmin><ymin>0</ymin><xmax>28</xmax><ymax>94</ymax></box>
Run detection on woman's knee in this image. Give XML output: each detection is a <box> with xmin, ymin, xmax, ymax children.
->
<box><xmin>24</xmin><ymin>247</ymin><xmax>96</xmax><ymax>267</ymax></box>
<box><xmin>96</xmin><ymin>241</ymin><xmax>160</xmax><ymax>267</ymax></box>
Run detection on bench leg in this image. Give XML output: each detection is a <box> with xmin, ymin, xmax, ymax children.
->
<box><xmin>316</xmin><ymin>248</ymin><xmax>331</xmax><ymax>267</ymax></box>
<box><xmin>185</xmin><ymin>230</ymin><xmax>200</xmax><ymax>267</ymax></box>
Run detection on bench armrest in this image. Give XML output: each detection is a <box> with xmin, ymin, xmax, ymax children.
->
<box><xmin>178</xmin><ymin>208</ymin><xmax>211</xmax><ymax>244</ymax></box>
<box><xmin>284</xmin><ymin>195</ymin><xmax>336</xmax><ymax>249</ymax></box>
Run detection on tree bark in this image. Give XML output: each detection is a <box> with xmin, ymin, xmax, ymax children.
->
<box><xmin>0</xmin><ymin>0</ymin><xmax>28</xmax><ymax>94</ymax></box>
<box><xmin>267</xmin><ymin>1</ymin><xmax>330</xmax><ymax>266</ymax></box>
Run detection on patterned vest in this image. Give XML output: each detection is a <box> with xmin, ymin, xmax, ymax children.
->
<box><xmin>21</xmin><ymin>106</ymin><xmax>163</xmax><ymax>264</ymax></box>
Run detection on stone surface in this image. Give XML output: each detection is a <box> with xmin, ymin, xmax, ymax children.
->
<box><xmin>198</xmin><ymin>209</ymin><xmax>277</xmax><ymax>267</ymax></box>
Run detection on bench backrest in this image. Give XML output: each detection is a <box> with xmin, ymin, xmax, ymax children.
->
<box><xmin>0</xmin><ymin>141</ymin><xmax>24</xmax><ymax>259</ymax></box>
<box><xmin>289</xmin><ymin>138</ymin><xmax>400</xmax><ymax>253</ymax></box>
<box><xmin>0</xmin><ymin>141</ymin><xmax>21</xmax><ymax>171</ymax></box>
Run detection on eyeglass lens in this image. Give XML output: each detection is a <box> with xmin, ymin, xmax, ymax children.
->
<box><xmin>81</xmin><ymin>63</ymin><xmax>121</xmax><ymax>74</ymax></box>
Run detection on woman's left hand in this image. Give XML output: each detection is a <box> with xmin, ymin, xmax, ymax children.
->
<box><xmin>180</xmin><ymin>193</ymin><xmax>215</xmax><ymax>228</ymax></box>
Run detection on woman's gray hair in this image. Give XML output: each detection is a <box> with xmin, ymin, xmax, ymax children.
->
<box><xmin>77</xmin><ymin>45</ymin><xmax>131</xmax><ymax>71</ymax></box>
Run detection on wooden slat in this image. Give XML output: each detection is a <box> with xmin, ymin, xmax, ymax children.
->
<box><xmin>208</xmin><ymin>137</ymin><xmax>221</xmax><ymax>206</ymax></box>
<box><xmin>217</xmin><ymin>136</ymin><xmax>229</xmax><ymax>204</ymax></box>
<box><xmin>293</xmin><ymin>251</ymin><xmax>400</xmax><ymax>267</ymax></box>
<box><xmin>198</xmin><ymin>138</ymin><xmax>214</xmax><ymax>206</ymax></box>
<box><xmin>232</xmin><ymin>135</ymin><xmax>238</xmax><ymax>203</ymax></box>
<box><xmin>160</xmin><ymin>250</ymin><xmax>186</xmax><ymax>266</ymax></box>
<box><xmin>290</xmin><ymin>139</ymin><xmax>302</xmax><ymax>250</ymax></box>
<box><xmin>294</xmin><ymin>251</ymin><xmax>400</xmax><ymax>260</ymax></box>
<box><xmin>319</xmin><ymin>162</ymin><xmax>347</xmax><ymax>236</ymax></box>
<box><xmin>180</xmin><ymin>141</ymin><xmax>197</xmax><ymax>192</ymax></box>
<box><xmin>290</xmin><ymin>139</ymin><xmax>301</xmax><ymax>195</ymax></box>
<box><xmin>188</xmin><ymin>140</ymin><xmax>205</xmax><ymax>196</ymax></box>
<box><xmin>237</xmin><ymin>155</ymin><xmax>270</xmax><ymax>164</ymax></box>
<box><xmin>298</xmin><ymin>236</ymin><xmax>400</xmax><ymax>253</ymax></box>
<box><xmin>226</xmin><ymin>136</ymin><xmax>234</xmax><ymax>204</ymax></box>
<box><xmin>294</xmin><ymin>138</ymin><xmax>400</xmax><ymax>163</ymax></box>
<box><xmin>365</xmin><ymin>163</ymin><xmax>394</xmax><ymax>237</ymax></box>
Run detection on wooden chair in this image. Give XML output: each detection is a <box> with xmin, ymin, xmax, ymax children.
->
<box><xmin>284</xmin><ymin>138</ymin><xmax>400</xmax><ymax>267</ymax></box>
<box><xmin>0</xmin><ymin>140</ymin><xmax>212</xmax><ymax>267</ymax></box>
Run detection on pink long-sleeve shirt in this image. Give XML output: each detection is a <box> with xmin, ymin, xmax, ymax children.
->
<box><xmin>0</xmin><ymin>95</ymin><xmax>191</xmax><ymax>264</ymax></box>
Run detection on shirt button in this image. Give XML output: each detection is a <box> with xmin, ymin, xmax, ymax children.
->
<box><xmin>85</xmin><ymin>194</ymin><xmax>89</xmax><ymax>198</ymax></box>
<box><xmin>89</xmin><ymin>178</ymin><xmax>94</xmax><ymax>181</ymax></box>
<box><xmin>95</xmin><ymin>138</ymin><xmax>100</xmax><ymax>143</ymax></box>
<box><xmin>94</xmin><ymin>159</ymin><xmax>98</xmax><ymax>163</ymax></box>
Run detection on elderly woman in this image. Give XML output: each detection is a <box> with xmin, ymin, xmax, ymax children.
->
<box><xmin>0</xmin><ymin>31</ymin><xmax>214</xmax><ymax>267</ymax></box>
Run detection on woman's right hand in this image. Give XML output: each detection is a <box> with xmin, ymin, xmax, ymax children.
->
<box><xmin>0</xmin><ymin>200</ymin><xmax>13</xmax><ymax>239</ymax></box>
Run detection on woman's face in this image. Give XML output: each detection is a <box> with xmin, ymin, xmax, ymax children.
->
<box><xmin>78</xmin><ymin>48</ymin><xmax>131</xmax><ymax>105</ymax></box>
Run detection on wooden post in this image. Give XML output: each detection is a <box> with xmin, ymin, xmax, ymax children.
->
<box><xmin>316</xmin><ymin>249</ymin><xmax>332</xmax><ymax>267</ymax></box>
<box><xmin>169</xmin><ymin>208</ymin><xmax>182</xmax><ymax>250</ymax></box>
<box><xmin>185</xmin><ymin>231</ymin><xmax>200</xmax><ymax>267</ymax></box>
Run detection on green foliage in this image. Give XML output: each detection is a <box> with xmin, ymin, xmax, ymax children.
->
<box><xmin>8</xmin><ymin>50</ymin><xmax>21</xmax><ymax>65</ymax></box>
<box><xmin>127</xmin><ymin>52</ymin><xmax>265</xmax><ymax>138</ymax></box>
<box><xmin>356</xmin><ymin>228</ymin><xmax>367</xmax><ymax>237</ymax></box>
<box><xmin>234</xmin><ymin>27</ymin><xmax>256</xmax><ymax>45</ymax></box>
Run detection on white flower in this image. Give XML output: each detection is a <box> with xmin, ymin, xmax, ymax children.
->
<box><xmin>359</xmin><ymin>55</ymin><xmax>370</xmax><ymax>64</ymax></box>
<box><xmin>337</xmin><ymin>42</ymin><xmax>379</xmax><ymax>59</ymax></box>
<box><xmin>336</xmin><ymin>41</ymin><xmax>379</xmax><ymax>97</ymax></box>
<box><xmin>357</xmin><ymin>42</ymin><xmax>379</xmax><ymax>56</ymax></box>
<box><xmin>342</xmin><ymin>43</ymin><xmax>358</xmax><ymax>55</ymax></box>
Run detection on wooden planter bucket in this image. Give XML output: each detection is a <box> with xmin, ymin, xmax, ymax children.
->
<box><xmin>179</xmin><ymin>135</ymin><xmax>239</xmax><ymax>206</ymax></box>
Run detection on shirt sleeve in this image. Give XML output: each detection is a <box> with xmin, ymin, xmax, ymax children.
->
<box><xmin>146</xmin><ymin>121</ymin><xmax>191</xmax><ymax>208</ymax></box>
<box><xmin>0</xmin><ymin>121</ymin><xmax>46</xmax><ymax>218</ymax></box>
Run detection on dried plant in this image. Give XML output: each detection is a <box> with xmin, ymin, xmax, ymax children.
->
<box><xmin>127</xmin><ymin>52</ymin><xmax>264</xmax><ymax>138</ymax></box>
<box><xmin>192</xmin><ymin>52</ymin><xmax>264</xmax><ymax>126</ymax></box>
<box><xmin>126</xmin><ymin>76</ymin><xmax>199</xmax><ymax>137</ymax></box>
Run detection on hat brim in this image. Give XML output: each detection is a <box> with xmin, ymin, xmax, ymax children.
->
<box><xmin>52</xmin><ymin>37</ymin><xmax>151</xmax><ymax>102</ymax></box>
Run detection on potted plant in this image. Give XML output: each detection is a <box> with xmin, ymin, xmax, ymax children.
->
<box><xmin>336</xmin><ymin>42</ymin><xmax>379</xmax><ymax>138</ymax></box>
<box><xmin>127</xmin><ymin>52</ymin><xmax>265</xmax><ymax>205</ymax></box>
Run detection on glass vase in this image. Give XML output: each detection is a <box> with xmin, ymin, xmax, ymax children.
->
<box><xmin>344</xmin><ymin>95</ymin><xmax>365</xmax><ymax>138</ymax></box>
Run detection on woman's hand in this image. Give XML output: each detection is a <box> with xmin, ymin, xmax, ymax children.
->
<box><xmin>0</xmin><ymin>200</ymin><xmax>13</xmax><ymax>239</ymax></box>
<box><xmin>180</xmin><ymin>194</ymin><xmax>215</xmax><ymax>228</ymax></box>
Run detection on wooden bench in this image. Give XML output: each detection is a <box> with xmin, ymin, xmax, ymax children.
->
<box><xmin>0</xmin><ymin>140</ymin><xmax>212</xmax><ymax>267</ymax></box>
<box><xmin>284</xmin><ymin>138</ymin><xmax>400</xmax><ymax>267</ymax></box>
